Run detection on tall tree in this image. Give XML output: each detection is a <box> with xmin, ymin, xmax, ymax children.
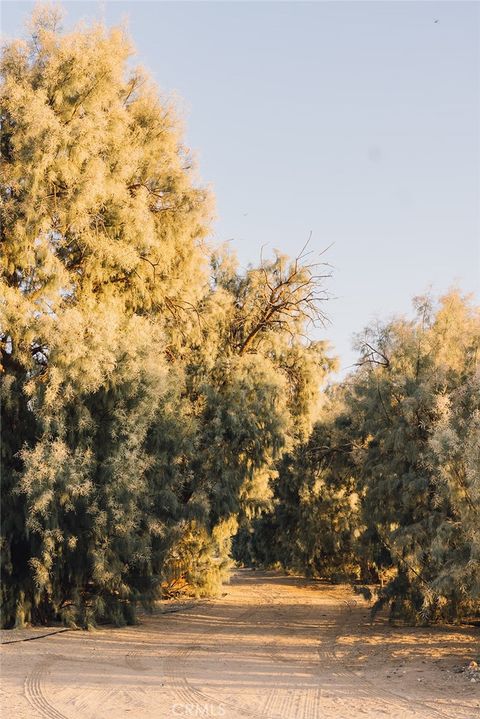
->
<box><xmin>1</xmin><ymin>7</ymin><xmax>332</xmax><ymax>625</ymax></box>
<box><xmin>249</xmin><ymin>292</ymin><xmax>480</xmax><ymax>623</ymax></box>
<box><xmin>0</xmin><ymin>6</ymin><xmax>211</xmax><ymax>626</ymax></box>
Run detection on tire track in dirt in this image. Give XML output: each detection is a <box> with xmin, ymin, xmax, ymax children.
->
<box><xmin>264</xmin><ymin>583</ymin><xmax>358</xmax><ymax>719</ymax></box>
<box><xmin>124</xmin><ymin>650</ymin><xmax>150</xmax><ymax>673</ymax></box>
<box><xmin>320</xmin><ymin>589</ymin><xmax>458</xmax><ymax>719</ymax></box>
<box><xmin>22</xmin><ymin>645</ymin><xmax>158</xmax><ymax>718</ymax></box>
<box><xmin>164</xmin><ymin>582</ymin><xmax>280</xmax><ymax>718</ymax></box>
<box><xmin>165</xmin><ymin>577</ymin><xmax>351</xmax><ymax>719</ymax></box>
<box><xmin>316</xmin><ymin>603</ymin><xmax>404</xmax><ymax>718</ymax></box>
<box><xmin>263</xmin><ymin>581</ymin><xmax>431</xmax><ymax>719</ymax></box>
<box><xmin>24</xmin><ymin>656</ymin><xmax>69</xmax><ymax>719</ymax></box>
<box><xmin>15</xmin><ymin>573</ymin><xmax>477</xmax><ymax>719</ymax></box>
<box><xmin>12</xmin><ymin>586</ymin><xmax>400</xmax><ymax>719</ymax></box>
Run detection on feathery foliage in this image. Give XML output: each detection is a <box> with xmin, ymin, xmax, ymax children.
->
<box><xmin>248</xmin><ymin>292</ymin><xmax>480</xmax><ymax>622</ymax></box>
<box><xmin>0</xmin><ymin>7</ymin><xmax>331</xmax><ymax>627</ymax></box>
<box><xmin>2</xmin><ymin>6</ymin><xmax>477</xmax><ymax>629</ymax></box>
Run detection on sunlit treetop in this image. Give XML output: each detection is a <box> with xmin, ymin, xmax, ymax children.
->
<box><xmin>1</xmin><ymin>4</ymin><xmax>213</xmax><ymax>394</ymax></box>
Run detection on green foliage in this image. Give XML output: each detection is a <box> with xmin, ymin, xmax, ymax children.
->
<box><xmin>2</xmin><ymin>6</ymin><xmax>477</xmax><ymax>630</ymax></box>
<box><xmin>243</xmin><ymin>390</ymin><xmax>362</xmax><ymax>580</ymax></box>
<box><xmin>0</xmin><ymin>6</ymin><xmax>212</xmax><ymax>625</ymax></box>
<box><xmin>428</xmin><ymin>372</ymin><xmax>480</xmax><ymax>612</ymax></box>
<box><xmin>249</xmin><ymin>292</ymin><xmax>480</xmax><ymax>623</ymax></box>
<box><xmin>1</xmin><ymin>7</ymin><xmax>332</xmax><ymax>626</ymax></box>
<box><xmin>352</xmin><ymin>292</ymin><xmax>480</xmax><ymax>620</ymax></box>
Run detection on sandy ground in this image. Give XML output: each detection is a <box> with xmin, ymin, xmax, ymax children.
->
<box><xmin>1</xmin><ymin>570</ymin><xmax>479</xmax><ymax>719</ymax></box>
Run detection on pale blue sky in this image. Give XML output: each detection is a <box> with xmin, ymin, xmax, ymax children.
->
<box><xmin>2</xmin><ymin>1</ymin><xmax>479</xmax><ymax>373</ymax></box>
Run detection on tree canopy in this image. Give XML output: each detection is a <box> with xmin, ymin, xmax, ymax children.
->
<box><xmin>0</xmin><ymin>7</ymin><xmax>332</xmax><ymax>627</ymax></box>
<box><xmin>1</xmin><ymin>6</ymin><xmax>478</xmax><ymax>629</ymax></box>
<box><xmin>247</xmin><ymin>292</ymin><xmax>480</xmax><ymax>622</ymax></box>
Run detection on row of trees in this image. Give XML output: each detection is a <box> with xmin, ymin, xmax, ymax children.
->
<box><xmin>240</xmin><ymin>292</ymin><xmax>480</xmax><ymax>622</ymax></box>
<box><xmin>2</xmin><ymin>8</ymin><xmax>478</xmax><ymax>629</ymax></box>
<box><xmin>1</xmin><ymin>8</ymin><xmax>333</xmax><ymax>627</ymax></box>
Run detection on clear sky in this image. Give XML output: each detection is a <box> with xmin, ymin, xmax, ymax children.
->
<box><xmin>2</xmin><ymin>1</ymin><xmax>479</xmax><ymax>374</ymax></box>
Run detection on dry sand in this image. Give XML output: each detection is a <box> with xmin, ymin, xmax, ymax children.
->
<box><xmin>1</xmin><ymin>569</ymin><xmax>479</xmax><ymax>718</ymax></box>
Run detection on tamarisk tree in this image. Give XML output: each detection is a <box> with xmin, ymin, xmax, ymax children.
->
<box><xmin>166</xmin><ymin>246</ymin><xmax>336</xmax><ymax>594</ymax></box>
<box><xmin>248</xmin><ymin>292</ymin><xmax>480</xmax><ymax>622</ymax></box>
<box><xmin>351</xmin><ymin>292</ymin><xmax>480</xmax><ymax>619</ymax></box>
<box><xmin>0</xmin><ymin>6</ymin><xmax>211</xmax><ymax>627</ymax></box>
<box><xmin>0</xmin><ymin>7</ymin><xmax>332</xmax><ymax>626</ymax></box>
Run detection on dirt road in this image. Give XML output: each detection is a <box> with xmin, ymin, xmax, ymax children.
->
<box><xmin>1</xmin><ymin>570</ymin><xmax>479</xmax><ymax>718</ymax></box>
